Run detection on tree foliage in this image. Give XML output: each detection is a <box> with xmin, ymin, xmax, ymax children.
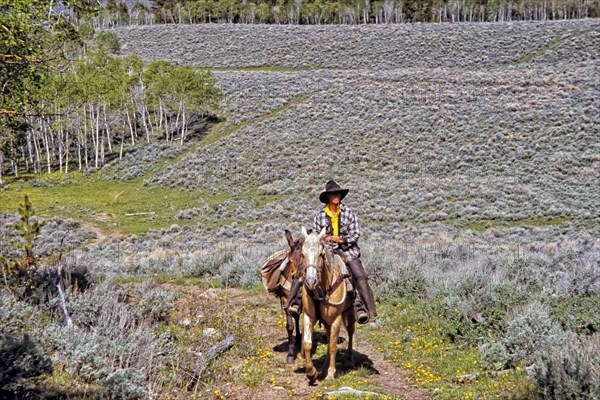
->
<box><xmin>0</xmin><ymin>0</ymin><xmax>46</xmax><ymax>117</ymax></box>
<box><xmin>139</xmin><ymin>0</ymin><xmax>598</xmax><ymax>25</ymax></box>
<box><xmin>0</xmin><ymin>1</ymin><xmax>222</xmax><ymax>180</ymax></box>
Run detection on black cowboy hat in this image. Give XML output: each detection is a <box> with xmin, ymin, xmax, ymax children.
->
<box><xmin>319</xmin><ymin>180</ymin><xmax>349</xmax><ymax>204</ymax></box>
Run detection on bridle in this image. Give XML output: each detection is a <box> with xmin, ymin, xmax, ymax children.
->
<box><xmin>302</xmin><ymin>234</ymin><xmax>344</xmax><ymax>303</ymax></box>
<box><xmin>287</xmin><ymin>240</ymin><xmax>305</xmax><ymax>279</ymax></box>
<box><xmin>302</xmin><ymin>230</ymin><xmax>324</xmax><ymax>294</ymax></box>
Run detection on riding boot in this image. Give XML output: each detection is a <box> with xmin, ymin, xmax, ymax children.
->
<box><xmin>283</xmin><ymin>276</ymin><xmax>303</xmax><ymax>316</ymax></box>
<box><xmin>353</xmin><ymin>290</ymin><xmax>369</xmax><ymax>324</ymax></box>
<box><xmin>355</xmin><ymin>276</ymin><xmax>377</xmax><ymax>323</ymax></box>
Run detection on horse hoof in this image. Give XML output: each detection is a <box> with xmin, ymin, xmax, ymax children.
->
<box><xmin>287</xmin><ymin>355</ymin><xmax>295</xmax><ymax>364</ymax></box>
<box><xmin>325</xmin><ymin>368</ymin><xmax>336</xmax><ymax>380</ymax></box>
<box><xmin>307</xmin><ymin>367</ymin><xmax>318</xmax><ymax>383</ymax></box>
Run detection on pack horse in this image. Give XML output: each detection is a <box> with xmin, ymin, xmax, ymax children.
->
<box><xmin>261</xmin><ymin>230</ymin><xmax>305</xmax><ymax>363</ymax></box>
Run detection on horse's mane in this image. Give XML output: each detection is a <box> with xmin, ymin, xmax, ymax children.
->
<box><xmin>319</xmin><ymin>246</ymin><xmax>343</xmax><ymax>277</ymax></box>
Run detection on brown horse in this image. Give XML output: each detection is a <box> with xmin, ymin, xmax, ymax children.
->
<box><xmin>262</xmin><ymin>230</ymin><xmax>306</xmax><ymax>363</ymax></box>
<box><xmin>280</xmin><ymin>229</ymin><xmax>305</xmax><ymax>363</ymax></box>
<box><xmin>301</xmin><ymin>226</ymin><xmax>355</xmax><ymax>383</ymax></box>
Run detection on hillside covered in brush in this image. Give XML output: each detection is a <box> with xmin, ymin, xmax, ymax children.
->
<box><xmin>112</xmin><ymin>20</ymin><xmax>600</xmax><ymax>243</ymax></box>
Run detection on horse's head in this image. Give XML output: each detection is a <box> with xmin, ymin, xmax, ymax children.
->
<box><xmin>284</xmin><ymin>229</ymin><xmax>304</xmax><ymax>275</ymax></box>
<box><xmin>301</xmin><ymin>226</ymin><xmax>326</xmax><ymax>290</ymax></box>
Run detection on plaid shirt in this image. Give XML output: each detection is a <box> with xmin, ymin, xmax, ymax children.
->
<box><xmin>313</xmin><ymin>203</ymin><xmax>361</xmax><ymax>260</ymax></box>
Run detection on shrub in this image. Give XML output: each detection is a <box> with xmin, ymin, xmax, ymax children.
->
<box><xmin>0</xmin><ymin>295</ymin><xmax>45</xmax><ymax>336</ymax></box>
<box><xmin>373</xmin><ymin>260</ymin><xmax>427</xmax><ymax>301</ymax></box>
<box><xmin>180</xmin><ymin>250</ymin><xmax>232</xmax><ymax>278</ymax></box>
<box><xmin>219</xmin><ymin>252</ymin><xmax>261</xmax><ymax>287</ymax></box>
<box><xmin>0</xmin><ymin>334</ymin><xmax>52</xmax><ymax>395</ymax></box>
<box><xmin>531</xmin><ymin>332</ymin><xmax>600</xmax><ymax>400</ymax></box>
<box><xmin>99</xmin><ymin>368</ymin><xmax>149</xmax><ymax>400</ymax></box>
<box><xmin>480</xmin><ymin>301</ymin><xmax>566</xmax><ymax>370</ymax></box>
<box><xmin>139</xmin><ymin>285</ymin><xmax>178</xmax><ymax>322</ymax></box>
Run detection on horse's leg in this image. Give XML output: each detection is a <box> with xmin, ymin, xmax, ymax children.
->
<box><xmin>294</xmin><ymin>313</ymin><xmax>301</xmax><ymax>351</ymax></box>
<box><xmin>323</xmin><ymin>322</ymin><xmax>331</xmax><ymax>377</ymax></box>
<box><xmin>302</xmin><ymin>312</ymin><xmax>318</xmax><ymax>383</ymax></box>
<box><xmin>302</xmin><ymin>287</ymin><xmax>318</xmax><ymax>383</ymax></box>
<box><xmin>344</xmin><ymin>309</ymin><xmax>355</xmax><ymax>367</ymax></box>
<box><xmin>325</xmin><ymin>315</ymin><xmax>342</xmax><ymax>380</ymax></box>
<box><xmin>286</xmin><ymin>311</ymin><xmax>296</xmax><ymax>364</ymax></box>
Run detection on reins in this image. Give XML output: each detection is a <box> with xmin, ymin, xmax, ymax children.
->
<box><xmin>325</xmin><ymin>273</ymin><xmax>345</xmax><ymax>303</ymax></box>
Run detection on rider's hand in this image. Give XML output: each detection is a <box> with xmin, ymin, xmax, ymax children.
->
<box><xmin>326</xmin><ymin>235</ymin><xmax>343</xmax><ymax>244</ymax></box>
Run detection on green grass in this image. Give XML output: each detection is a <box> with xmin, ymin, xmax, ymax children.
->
<box><xmin>583</xmin><ymin>217</ymin><xmax>597</xmax><ymax>230</ymax></box>
<box><xmin>153</xmin><ymin>274</ymin><xmax>224</xmax><ymax>287</ymax></box>
<box><xmin>199</xmin><ymin>93</ymin><xmax>311</xmax><ymax>147</ymax></box>
<box><xmin>0</xmin><ymin>172</ymin><xmax>283</xmax><ymax>236</ymax></box>
<box><xmin>507</xmin><ymin>31</ymin><xmax>586</xmax><ymax>66</ymax></box>
<box><xmin>113</xmin><ymin>274</ymin><xmax>225</xmax><ymax>288</ymax></box>
<box><xmin>366</xmin><ymin>300</ymin><xmax>536</xmax><ymax>400</ymax></box>
<box><xmin>0</xmin><ymin>173</ymin><xmax>197</xmax><ymax>235</ymax></box>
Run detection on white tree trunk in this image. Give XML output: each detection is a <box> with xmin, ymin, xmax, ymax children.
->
<box><xmin>103</xmin><ymin>105</ymin><xmax>112</xmax><ymax>153</ymax></box>
<box><xmin>126</xmin><ymin>109</ymin><xmax>135</xmax><ymax>146</ymax></box>
<box><xmin>65</xmin><ymin>130</ymin><xmax>69</xmax><ymax>174</ymax></box>
<box><xmin>42</xmin><ymin>120</ymin><xmax>52</xmax><ymax>174</ymax></box>
<box><xmin>180</xmin><ymin>104</ymin><xmax>186</xmax><ymax>146</ymax></box>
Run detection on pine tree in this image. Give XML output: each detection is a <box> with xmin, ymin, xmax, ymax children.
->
<box><xmin>12</xmin><ymin>194</ymin><xmax>43</xmax><ymax>272</ymax></box>
<box><xmin>1</xmin><ymin>195</ymin><xmax>43</xmax><ymax>295</ymax></box>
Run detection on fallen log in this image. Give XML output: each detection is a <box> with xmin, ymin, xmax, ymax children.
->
<box><xmin>56</xmin><ymin>236</ymin><xmax>73</xmax><ymax>328</ymax></box>
<box><xmin>325</xmin><ymin>386</ymin><xmax>383</xmax><ymax>397</ymax></box>
<box><xmin>457</xmin><ymin>365</ymin><xmax>534</xmax><ymax>382</ymax></box>
<box><xmin>125</xmin><ymin>212</ymin><xmax>156</xmax><ymax>216</ymax></box>
<box><xmin>189</xmin><ymin>333</ymin><xmax>235</xmax><ymax>387</ymax></box>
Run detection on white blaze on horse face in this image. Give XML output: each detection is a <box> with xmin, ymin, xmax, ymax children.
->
<box><xmin>302</xmin><ymin>232</ymin><xmax>320</xmax><ymax>269</ymax></box>
<box><xmin>305</xmin><ymin>265</ymin><xmax>318</xmax><ymax>288</ymax></box>
<box><xmin>303</xmin><ymin>231</ymin><xmax>321</xmax><ymax>288</ymax></box>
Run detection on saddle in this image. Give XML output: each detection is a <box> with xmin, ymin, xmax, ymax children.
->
<box><xmin>322</xmin><ymin>244</ymin><xmax>354</xmax><ymax>294</ymax></box>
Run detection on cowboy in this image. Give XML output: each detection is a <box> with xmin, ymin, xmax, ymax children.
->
<box><xmin>313</xmin><ymin>180</ymin><xmax>377</xmax><ymax>324</ymax></box>
<box><xmin>284</xmin><ymin>181</ymin><xmax>377</xmax><ymax>323</ymax></box>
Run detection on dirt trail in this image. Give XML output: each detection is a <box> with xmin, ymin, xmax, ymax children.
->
<box><xmin>352</xmin><ymin>331</ymin><xmax>432</xmax><ymax>400</ymax></box>
<box><xmin>81</xmin><ymin>220</ymin><xmax>124</xmax><ymax>243</ymax></box>
<box><xmin>178</xmin><ymin>287</ymin><xmax>431</xmax><ymax>400</ymax></box>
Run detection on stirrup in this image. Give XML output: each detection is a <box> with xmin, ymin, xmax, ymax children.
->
<box><xmin>356</xmin><ymin>311</ymin><xmax>369</xmax><ymax>324</ymax></box>
<box><xmin>356</xmin><ymin>309</ymin><xmax>369</xmax><ymax>324</ymax></box>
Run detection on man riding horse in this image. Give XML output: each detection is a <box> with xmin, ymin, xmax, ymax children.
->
<box><xmin>286</xmin><ymin>180</ymin><xmax>377</xmax><ymax>324</ymax></box>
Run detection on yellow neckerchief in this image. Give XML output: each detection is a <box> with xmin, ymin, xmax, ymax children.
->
<box><xmin>325</xmin><ymin>204</ymin><xmax>341</xmax><ymax>236</ymax></box>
